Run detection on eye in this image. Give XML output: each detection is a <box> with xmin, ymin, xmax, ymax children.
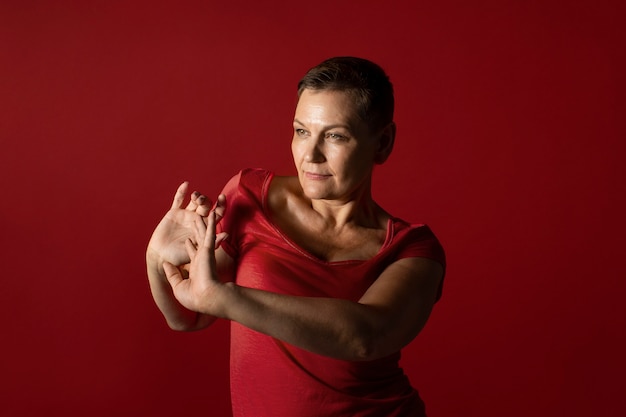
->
<box><xmin>326</xmin><ymin>132</ymin><xmax>347</xmax><ymax>141</ymax></box>
<box><xmin>294</xmin><ymin>128</ymin><xmax>309</xmax><ymax>137</ymax></box>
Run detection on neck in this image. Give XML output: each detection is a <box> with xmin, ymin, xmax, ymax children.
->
<box><xmin>308</xmin><ymin>185</ymin><xmax>382</xmax><ymax>230</ymax></box>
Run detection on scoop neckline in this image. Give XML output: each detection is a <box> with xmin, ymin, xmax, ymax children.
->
<box><xmin>260</xmin><ymin>171</ymin><xmax>395</xmax><ymax>266</ymax></box>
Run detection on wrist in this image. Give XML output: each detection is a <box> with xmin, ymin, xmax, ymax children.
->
<box><xmin>212</xmin><ymin>282</ymin><xmax>238</xmax><ymax>319</ymax></box>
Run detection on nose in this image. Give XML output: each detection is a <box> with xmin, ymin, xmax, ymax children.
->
<box><xmin>303</xmin><ymin>137</ymin><xmax>326</xmax><ymax>163</ymax></box>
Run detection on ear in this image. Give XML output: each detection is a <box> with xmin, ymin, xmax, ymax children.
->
<box><xmin>374</xmin><ymin>122</ymin><xmax>396</xmax><ymax>164</ymax></box>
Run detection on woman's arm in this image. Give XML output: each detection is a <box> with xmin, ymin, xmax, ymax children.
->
<box><xmin>147</xmin><ymin>182</ymin><xmax>230</xmax><ymax>331</ymax></box>
<box><xmin>147</xmin><ymin>252</ymin><xmax>215</xmax><ymax>331</ymax></box>
<box><xmin>165</xmin><ymin>210</ymin><xmax>443</xmax><ymax>360</ymax></box>
<box><xmin>221</xmin><ymin>257</ymin><xmax>442</xmax><ymax>360</ymax></box>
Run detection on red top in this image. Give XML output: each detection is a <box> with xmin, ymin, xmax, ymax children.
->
<box><xmin>217</xmin><ymin>169</ymin><xmax>446</xmax><ymax>417</ymax></box>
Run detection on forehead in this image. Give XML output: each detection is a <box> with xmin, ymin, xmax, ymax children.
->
<box><xmin>294</xmin><ymin>89</ymin><xmax>361</xmax><ymax>126</ymax></box>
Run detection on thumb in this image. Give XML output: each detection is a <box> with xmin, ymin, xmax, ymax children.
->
<box><xmin>163</xmin><ymin>262</ymin><xmax>183</xmax><ymax>287</ymax></box>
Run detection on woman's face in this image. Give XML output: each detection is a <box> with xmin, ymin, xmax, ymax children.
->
<box><xmin>292</xmin><ymin>89</ymin><xmax>380</xmax><ymax>202</ymax></box>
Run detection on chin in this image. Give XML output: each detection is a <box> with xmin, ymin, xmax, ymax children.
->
<box><xmin>301</xmin><ymin>185</ymin><xmax>331</xmax><ymax>200</ymax></box>
<box><xmin>302</xmin><ymin>189</ymin><xmax>325</xmax><ymax>200</ymax></box>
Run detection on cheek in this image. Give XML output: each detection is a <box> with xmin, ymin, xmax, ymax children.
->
<box><xmin>291</xmin><ymin>139</ymin><xmax>302</xmax><ymax>163</ymax></box>
<box><xmin>290</xmin><ymin>139</ymin><xmax>298</xmax><ymax>157</ymax></box>
<box><xmin>341</xmin><ymin>150</ymin><xmax>375</xmax><ymax>175</ymax></box>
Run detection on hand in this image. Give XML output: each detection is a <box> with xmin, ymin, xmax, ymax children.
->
<box><xmin>162</xmin><ymin>210</ymin><xmax>229</xmax><ymax>314</ymax></box>
<box><xmin>147</xmin><ymin>182</ymin><xmax>225</xmax><ymax>269</ymax></box>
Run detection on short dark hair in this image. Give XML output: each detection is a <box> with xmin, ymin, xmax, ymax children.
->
<box><xmin>297</xmin><ymin>56</ymin><xmax>394</xmax><ymax>131</ymax></box>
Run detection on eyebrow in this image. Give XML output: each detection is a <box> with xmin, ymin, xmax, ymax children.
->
<box><xmin>293</xmin><ymin>119</ymin><xmax>352</xmax><ymax>130</ymax></box>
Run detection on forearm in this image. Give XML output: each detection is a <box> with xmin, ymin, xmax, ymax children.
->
<box><xmin>214</xmin><ymin>283</ymin><xmax>388</xmax><ymax>361</ymax></box>
<box><xmin>146</xmin><ymin>249</ymin><xmax>216</xmax><ymax>331</ymax></box>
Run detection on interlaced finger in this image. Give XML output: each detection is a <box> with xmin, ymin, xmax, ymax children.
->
<box><xmin>185</xmin><ymin>238</ymin><xmax>198</xmax><ymax>261</ymax></box>
<box><xmin>213</xmin><ymin>194</ymin><xmax>226</xmax><ymax>222</ymax></box>
<box><xmin>193</xmin><ymin>214</ymin><xmax>207</xmax><ymax>244</ymax></box>
<box><xmin>195</xmin><ymin>197</ymin><xmax>212</xmax><ymax>216</ymax></box>
<box><xmin>185</xmin><ymin>191</ymin><xmax>202</xmax><ymax>211</ymax></box>
<box><xmin>204</xmin><ymin>210</ymin><xmax>217</xmax><ymax>251</ymax></box>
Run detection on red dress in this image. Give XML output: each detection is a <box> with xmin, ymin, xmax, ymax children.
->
<box><xmin>217</xmin><ymin>169</ymin><xmax>446</xmax><ymax>417</ymax></box>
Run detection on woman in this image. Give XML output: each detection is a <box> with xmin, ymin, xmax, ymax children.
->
<box><xmin>147</xmin><ymin>57</ymin><xmax>446</xmax><ymax>416</ymax></box>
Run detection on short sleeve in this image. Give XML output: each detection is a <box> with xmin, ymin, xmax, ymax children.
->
<box><xmin>396</xmin><ymin>225</ymin><xmax>446</xmax><ymax>269</ymax></box>
<box><xmin>215</xmin><ymin>171</ymin><xmax>244</xmax><ymax>259</ymax></box>
<box><xmin>393</xmin><ymin>224</ymin><xmax>446</xmax><ymax>302</ymax></box>
<box><xmin>215</xmin><ymin>168</ymin><xmax>272</xmax><ymax>260</ymax></box>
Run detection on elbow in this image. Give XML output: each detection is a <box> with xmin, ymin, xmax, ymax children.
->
<box><xmin>332</xmin><ymin>316</ymin><xmax>388</xmax><ymax>361</ymax></box>
<box><xmin>348</xmin><ymin>325</ymin><xmax>389</xmax><ymax>361</ymax></box>
<box><xmin>348</xmin><ymin>320</ymin><xmax>420</xmax><ymax>361</ymax></box>
<box><xmin>349</xmin><ymin>335</ymin><xmax>391</xmax><ymax>361</ymax></box>
<box><xmin>352</xmin><ymin>341</ymin><xmax>377</xmax><ymax>361</ymax></box>
<box><xmin>351</xmin><ymin>332</ymin><xmax>414</xmax><ymax>361</ymax></box>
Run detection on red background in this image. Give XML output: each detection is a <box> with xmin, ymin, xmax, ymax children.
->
<box><xmin>1</xmin><ymin>1</ymin><xmax>624</xmax><ymax>416</ymax></box>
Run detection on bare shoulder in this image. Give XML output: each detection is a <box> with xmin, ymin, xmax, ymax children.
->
<box><xmin>267</xmin><ymin>175</ymin><xmax>306</xmax><ymax>211</ymax></box>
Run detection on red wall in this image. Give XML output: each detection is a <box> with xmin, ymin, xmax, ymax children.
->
<box><xmin>1</xmin><ymin>1</ymin><xmax>624</xmax><ymax>416</ymax></box>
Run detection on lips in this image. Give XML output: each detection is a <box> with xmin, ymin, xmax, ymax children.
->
<box><xmin>304</xmin><ymin>171</ymin><xmax>331</xmax><ymax>180</ymax></box>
